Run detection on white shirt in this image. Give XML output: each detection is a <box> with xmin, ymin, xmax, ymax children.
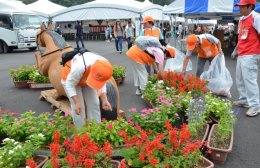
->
<box><xmin>65</xmin><ymin>52</ymin><xmax>107</xmax><ymax>98</ymax></box>
<box><xmin>186</xmin><ymin>34</ymin><xmax>219</xmax><ymax>56</ymax></box>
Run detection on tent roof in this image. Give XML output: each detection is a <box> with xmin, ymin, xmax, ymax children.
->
<box><xmin>163</xmin><ymin>0</ymin><xmax>260</xmax><ymax>19</ymax></box>
<box><xmin>0</xmin><ymin>0</ymin><xmax>34</xmax><ymax>13</ymax></box>
<box><xmin>27</xmin><ymin>0</ymin><xmax>66</xmax><ymax>17</ymax></box>
<box><xmin>51</xmin><ymin>0</ymin><xmax>163</xmax><ymax>22</ymax></box>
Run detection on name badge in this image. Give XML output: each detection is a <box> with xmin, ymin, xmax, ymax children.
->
<box><xmin>241</xmin><ymin>29</ymin><xmax>249</xmax><ymax>40</ymax></box>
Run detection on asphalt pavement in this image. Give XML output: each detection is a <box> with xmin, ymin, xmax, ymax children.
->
<box><xmin>0</xmin><ymin>40</ymin><xmax>260</xmax><ymax>168</ymax></box>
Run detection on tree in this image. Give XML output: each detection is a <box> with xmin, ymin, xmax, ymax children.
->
<box><xmin>22</xmin><ymin>0</ymin><xmax>175</xmax><ymax>7</ymax></box>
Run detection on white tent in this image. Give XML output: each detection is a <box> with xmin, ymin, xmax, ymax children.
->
<box><xmin>27</xmin><ymin>0</ymin><xmax>66</xmax><ymax>18</ymax></box>
<box><xmin>51</xmin><ymin>0</ymin><xmax>163</xmax><ymax>22</ymax></box>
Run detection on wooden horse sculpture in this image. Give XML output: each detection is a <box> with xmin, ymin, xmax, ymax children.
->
<box><xmin>35</xmin><ymin>23</ymin><xmax>121</xmax><ymax>120</ymax></box>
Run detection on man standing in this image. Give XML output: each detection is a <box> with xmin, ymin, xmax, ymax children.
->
<box><xmin>232</xmin><ymin>0</ymin><xmax>260</xmax><ymax>117</ymax></box>
<box><xmin>125</xmin><ymin>20</ymin><xmax>135</xmax><ymax>49</ymax></box>
<box><xmin>182</xmin><ymin>33</ymin><xmax>223</xmax><ymax>77</ymax></box>
<box><xmin>75</xmin><ymin>20</ymin><xmax>85</xmax><ymax>50</ymax></box>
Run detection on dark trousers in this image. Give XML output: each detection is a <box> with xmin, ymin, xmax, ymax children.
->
<box><xmin>126</xmin><ymin>37</ymin><xmax>133</xmax><ymax>49</ymax></box>
<box><xmin>196</xmin><ymin>57</ymin><xmax>214</xmax><ymax>77</ymax></box>
<box><xmin>76</xmin><ymin>35</ymin><xmax>85</xmax><ymax>49</ymax></box>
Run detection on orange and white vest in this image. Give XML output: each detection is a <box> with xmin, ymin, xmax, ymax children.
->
<box><xmin>144</xmin><ymin>27</ymin><xmax>161</xmax><ymax>39</ymax></box>
<box><xmin>238</xmin><ymin>14</ymin><xmax>260</xmax><ymax>56</ymax></box>
<box><xmin>195</xmin><ymin>38</ymin><xmax>219</xmax><ymax>58</ymax></box>
<box><xmin>126</xmin><ymin>45</ymin><xmax>154</xmax><ymax>65</ymax></box>
<box><xmin>61</xmin><ymin>60</ymin><xmax>91</xmax><ymax>86</ymax></box>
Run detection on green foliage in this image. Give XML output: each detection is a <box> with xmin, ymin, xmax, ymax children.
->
<box><xmin>0</xmin><ymin>134</ymin><xmax>45</xmax><ymax>168</ymax></box>
<box><xmin>76</xmin><ymin>118</ymin><xmax>138</xmax><ymax>147</ymax></box>
<box><xmin>29</xmin><ymin>68</ymin><xmax>50</xmax><ymax>83</ymax></box>
<box><xmin>112</xmin><ymin>65</ymin><xmax>126</xmax><ymax>80</ymax></box>
<box><xmin>9</xmin><ymin>65</ymin><xmax>35</xmax><ymax>81</ymax></box>
<box><xmin>1</xmin><ymin>111</ymin><xmax>74</xmax><ymax>145</ymax></box>
<box><xmin>187</xmin><ymin>96</ymin><xmax>207</xmax><ymax>138</ymax></box>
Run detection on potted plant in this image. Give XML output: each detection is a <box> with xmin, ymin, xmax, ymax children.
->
<box><xmin>1</xmin><ymin>111</ymin><xmax>74</xmax><ymax>146</ymax></box>
<box><xmin>112</xmin><ymin>65</ymin><xmax>126</xmax><ymax>85</ymax></box>
<box><xmin>43</xmin><ymin>131</ymin><xmax>120</xmax><ymax>168</ymax></box>
<box><xmin>9</xmin><ymin>65</ymin><xmax>35</xmax><ymax>88</ymax></box>
<box><xmin>206</xmin><ymin>105</ymin><xmax>238</xmax><ymax>164</ymax></box>
<box><xmin>28</xmin><ymin>67</ymin><xmax>53</xmax><ymax>89</ymax></box>
<box><xmin>187</xmin><ymin>96</ymin><xmax>210</xmax><ymax>142</ymax></box>
<box><xmin>76</xmin><ymin>118</ymin><xmax>138</xmax><ymax>148</ymax></box>
<box><xmin>0</xmin><ymin>134</ymin><xmax>48</xmax><ymax>168</ymax></box>
<box><xmin>118</xmin><ymin>121</ymin><xmax>214</xmax><ymax>167</ymax></box>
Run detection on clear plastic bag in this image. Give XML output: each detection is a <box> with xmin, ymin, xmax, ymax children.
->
<box><xmin>134</xmin><ymin>36</ymin><xmax>162</xmax><ymax>50</ymax></box>
<box><xmin>164</xmin><ymin>46</ymin><xmax>192</xmax><ymax>72</ymax></box>
<box><xmin>200</xmin><ymin>55</ymin><xmax>233</xmax><ymax>98</ymax></box>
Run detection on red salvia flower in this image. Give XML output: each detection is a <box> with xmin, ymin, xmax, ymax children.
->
<box><xmin>65</xmin><ymin>152</ymin><xmax>77</xmax><ymax>168</ymax></box>
<box><xmin>149</xmin><ymin>157</ymin><xmax>159</xmax><ymax>166</ymax></box>
<box><xmin>26</xmin><ymin>157</ymin><xmax>37</xmax><ymax>168</ymax></box>
<box><xmin>50</xmin><ymin>143</ymin><xmax>60</xmax><ymax>157</ymax></box>
<box><xmin>51</xmin><ymin>157</ymin><xmax>60</xmax><ymax>168</ymax></box>
<box><xmin>53</xmin><ymin>130</ymin><xmax>60</xmax><ymax>144</ymax></box>
<box><xmin>83</xmin><ymin>158</ymin><xmax>95</xmax><ymax>168</ymax></box>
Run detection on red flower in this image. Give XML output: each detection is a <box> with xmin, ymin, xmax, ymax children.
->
<box><xmin>120</xmin><ymin>159</ymin><xmax>126</xmax><ymax>168</ymax></box>
<box><xmin>50</xmin><ymin>143</ymin><xmax>60</xmax><ymax>157</ymax></box>
<box><xmin>83</xmin><ymin>158</ymin><xmax>95</xmax><ymax>168</ymax></box>
<box><xmin>65</xmin><ymin>152</ymin><xmax>77</xmax><ymax>168</ymax></box>
<box><xmin>26</xmin><ymin>157</ymin><xmax>37</xmax><ymax>168</ymax></box>
<box><xmin>51</xmin><ymin>157</ymin><xmax>60</xmax><ymax>168</ymax></box>
<box><xmin>102</xmin><ymin>141</ymin><xmax>112</xmax><ymax>157</ymax></box>
<box><xmin>149</xmin><ymin>157</ymin><xmax>159</xmax><ymax>166</ymax></box>
<box><xmin>53</xmin><ymin>131</ymin><xmax>60</xmax><ymax>144</ymax></box>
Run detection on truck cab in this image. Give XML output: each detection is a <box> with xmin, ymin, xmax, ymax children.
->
<box><xmin>0</xmin><ymin>9</ymin><xmax>43</xmax><ymax>53</ymax></box>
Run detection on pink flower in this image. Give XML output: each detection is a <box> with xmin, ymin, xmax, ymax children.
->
<box><xmin>141</xmin><ymin>108</ymin><xmax>148</xmax><ymax>113</ymax></box>
<box><xmin>134</xmin><ymin>125</ymin><xmax>141</xmax><ymax>130</ymax></box>
<box><xmin>65</xmin><ymin>111</ymin><xmax>71</xmax><ymax>117</ymax></box>
<box><xmin>102</xmin><ymin>118</ymin><xmax>107</xmax><ymax>122</ymax></box>
<box><xmin>141</xmin><ymin>114</ymin><xmax>146</xmax><ymax>117</ymax></box>
<box><xmin>107</xmin><ymin>124</ymin><xmax>113</xmax><ymax>130</ymax></box>
<box><xmin>128</xmin><ymin>119</ymin><xmax>134</xmax><ymax>125</ymax></box>
<box><xmin>129</xmin><ymin>108</ymin><xmax>137</xmax><ymax>113</ymax></box>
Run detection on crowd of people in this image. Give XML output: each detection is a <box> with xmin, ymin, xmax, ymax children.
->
<box><xmin>59</xmin><ymin>0</ymin><xmax>260</xmax><ymax>128</ymax></box>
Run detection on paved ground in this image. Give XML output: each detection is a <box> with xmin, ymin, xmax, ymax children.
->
<box><xmin>0</xmin><ymin>40</ymin><xmax>260</xmax><ymax>168</ymax></box>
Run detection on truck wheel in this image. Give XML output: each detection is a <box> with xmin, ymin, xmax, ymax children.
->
<box><xmin>29</xmin><ymin>47</ymin><xmax>37</xmax><ymax>51</ymax></box>
<box><xmin>0</xmin><ymin>41</ymin><xmax>12</xmax><ymax>53</ymax></box>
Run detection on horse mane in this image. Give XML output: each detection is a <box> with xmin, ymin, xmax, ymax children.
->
<box><xmin>43</xmin><ymin>30</ymin><xmax>68</xmax><ymax>50</ymax></box>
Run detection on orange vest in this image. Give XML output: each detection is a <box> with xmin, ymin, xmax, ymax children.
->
<box><xmin>144</xmin><ymin>28</ymin><xmax>160</xmax><ymax>39</ymax></box>
<box><xmin>195</xmin><ymin>38</ymin><xmax>219</xmax><ymax>58</ymax></box>
<box><xmin>126</xmin><ymin>45</ymin><xmax>154</xmax><ymax>65</ymax></box>
<box><xmin>61</xmin><ymin>60</ymin><xmax>91</xmax><ymax>86</ymax></box>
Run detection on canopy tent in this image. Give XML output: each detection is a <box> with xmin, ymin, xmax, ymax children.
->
<box><xmin>163</xmin><ymin>0</ymin><xmax>260</xmax><ymax>19</ymax></box>
<box><xmin>51</xmin><ymin>0</ymin><xmax>163</xmax><ymax>22</ymax></box>
<box><xmin>27</xmin><ymin>0</ymin><xmax>66</xmax><ymax>18</ymax></box>
<box><xmin>0</xmin><ymin>0</ymin><xmax>33</xmax><ymax>13</ymax></box>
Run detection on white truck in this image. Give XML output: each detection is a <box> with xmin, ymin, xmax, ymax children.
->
<box><xmin>0</xmin><ymin>1</ymin><xmax>43</xmax><ymax>53</ymax></box>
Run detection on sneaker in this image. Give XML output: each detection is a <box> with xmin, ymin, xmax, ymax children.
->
<box><xmin>135</xmin><ymin>89</ymin><xmax>142</xmax><ymax>95</ymax></box>
<box><xmin>233</xmin><ymin>101</ymin><xmax>249</xmax><ymax>108</ymax></box>
<box><xmin>246</xmin><ymin>108</ymin><xmax>260</xmax><ymax>117</ymax></box>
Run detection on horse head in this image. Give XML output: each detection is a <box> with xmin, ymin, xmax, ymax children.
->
<box><xmin>35</xmin><ymin>23</ymin><xmax>74</xmax><ymax>97</ymax></box>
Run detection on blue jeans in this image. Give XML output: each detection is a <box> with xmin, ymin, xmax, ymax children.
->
<box><xmin>236</xmin><ymin>55</ymin><xmax>260</xmax><ymax>109</ymax></box>
<box><xmin>115</xmin><ymin>36</ymin><xmax>122</xmax><ymax>52</ymax></box>
<box><xmin>76</xmin><ymin>35</ymin><xmax>85</xmax><ymax>49</ymax></box>
<box><xmin>196</xmin><ymin>57</ymin><xmax>214</xmax><ymax>77</ymax></box>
